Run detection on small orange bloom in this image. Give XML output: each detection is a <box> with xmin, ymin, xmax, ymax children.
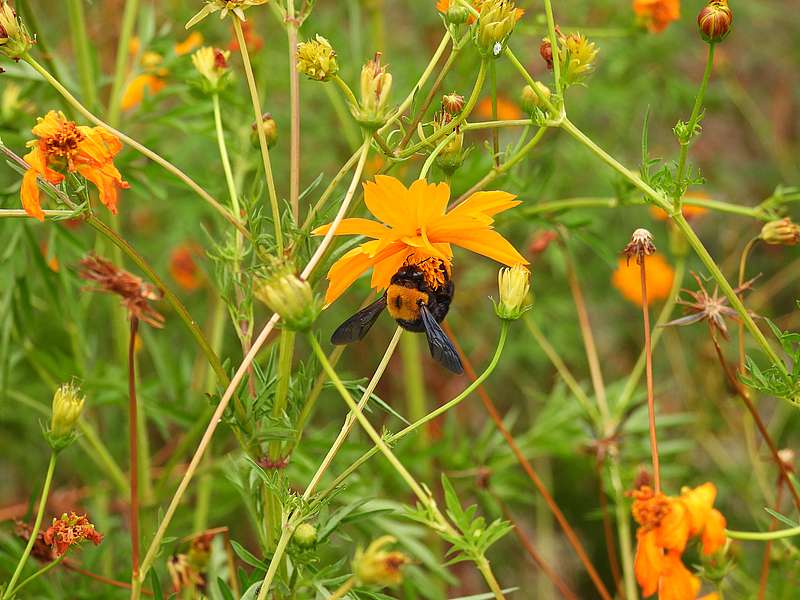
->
<box><xmin>612</xmin><ymin>253</ymin><xmax>675</xmax><ymax>306</ymax></box>
<box><xmin>43</xmin><ymin>512</ymin><xmax>103</xmax><ymax>557</ymax></box>
<box><xmin>21</xmin><ymin>111</ymin><xmax>129</xmax><ymax>221</ymax></box>
<box><xmin>476</xmin><ymin>95</ymin><xmax>523</xmax><ymax>121</ymax></box>
<box><xmin>169</xmin><ymin>244</ymin><xmax>204</xmax><ymax>292</ymax></box>
<box><xmin>312</xmin><ymin>175</ymin><xmax>528</xmax><ymax>305</ymax></box>
<box><xmin>228</xmin><ymin>19</ymin><xmax>264</xmax><ymax>54</ymax></box>
<box><xmin>121</xmin><ymin>74</ymin><xmax>167</xmax><ymax>110</ymax></box>
<box><xmin>633</xmin><ymin>0</ymin><xmax>680</xmax><ymax>33</ymax></box>
<box><xmin>630</xmin><ymin>484</ymin><xmax>726</xmax><ymax>600</ymax></box>
<box><xmin>650</xmin><ymin>192</ymin><xmax>710</xmax><ymax>221</ymax></box>
<box><xmin>174</xmin><ymin>31</ymin><xmax>203</xmax><ymax>56</ymax></box>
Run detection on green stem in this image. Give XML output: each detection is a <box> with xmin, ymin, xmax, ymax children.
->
<box><xmin>3</xmin><ymin>452</ymin><xmax>57</xmax><ymax>599</ymax></box>
<box><xmin>232</xmin><ymin>18</ymin><xmax>283</xmax><ymax>253</ymax></box>
<box><xmin>675</xmin><ymin>43</ymin><xmax>715</xmax><ymax>209</ymax></box>
<box><xmin>476</xmin><ymin>556</ymin><xmax>506</xmax><ymax>600</ymax></box>
<box><xmin>504</xmin><ymin>48</ymin><xmax>558</xmax><ymax>116</ymax></box>
<box><xmin>320</xmin><ymin>322</ymin><xmax>508</xmax><ymax>497</ymax></box>
<box><xmin>490</xmin><ymin>60</ymin><xmax>499</xmax><ymax>166</ymax></box>
<box><xmin>66</xmin><ymin>0</ymin><xmax>96</xmax><ymax>110</ymax></box>
<box><xmin>518</xmin><ymin>197</ymin><xmax>617</xmax><ymax>216</ymax></box>
<box><xmin>726</xmin><ymin>526</ymin><xmax>800</xmax><ymax>541</ymax></box>
<box><xmin>328</xmin><ymin>577</ymin><xmax>355</xmax><ymax>600</ymax></box>
<box><xmin>332</xmin><ymin>75</ymin><xmax>359</xmax><ymax>113</ymax></box>
<box><xmin>22</xmin><ymin>55</ymin><xmax>249</xmax><ymax>238</ymax></box>
<box><xmin>542</xmin><ymin>0</ymin><xmax>562</xmax><ymax>93</ymax></box>
<box><xmin>107</xmin><ymin>0</ymin><xmax>140</xmax><ymax>126</ymax></box>
<box><xmin>397</xmin><ymin>60</ymin><xmax>487</xmax><ymax>159</ymax></box>
<box><xmin>6</xmin><ymin>555</ymin><xmax>66</xmax><ymax>597</ymax></box>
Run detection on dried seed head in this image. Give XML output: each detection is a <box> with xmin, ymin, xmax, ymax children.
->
<box><xmin>79</xmin><ymin>254</ymin><xmax>164</xmax><ymax>328</ymax></box>
<box><xmin>697</xmin><ymin>0</ymin><xmax>733</xmax><ymax>44</ymax></box>
<box><xmin>623</xmin><ymin>228</ymin><xmax>656</xmax><ymax>265</ymax></box>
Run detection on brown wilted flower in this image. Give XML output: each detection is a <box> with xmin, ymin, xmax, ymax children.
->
<box><xmin>43</xmin><ymin>512</ymin><xmax>103</xmax><ymax>557</ymax></box>
<box><xmin>760</xmin><ymin>217</ymin><xmax>800</xmax><ymax>246</ymax></box>
<box><xmin>623</xmin><ymin>228</ymin><xmax>656</xmax><ymax>265</ymax></box>
<box><xmin>15</xmin><ymin>521</ymin><xmax>57</xmax><ymax>563</ymax></box>
<box><xmin>663</xmin><ymin>271</ymin><xmax>758</xmax><ymax>338</ymax></box>
<box><xmin>79</xmin><ymin>254</ymin><xmax>164</xmax><ymax>328</ymax></box>
<box><xmin>167</xmin><ymin>553</ymin><xmax>205</xmax><ymax>593</ymax></box>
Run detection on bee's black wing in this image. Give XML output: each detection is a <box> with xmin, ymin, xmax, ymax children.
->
<box><xmin>419</xmin><ymin>304</ymin><xmax>464</xmax><ymax>374</ymax></box>
<box><xmin>331</xmin><ymin>296</ymin><xmax>387</xmax><ymax>345</ymax></box>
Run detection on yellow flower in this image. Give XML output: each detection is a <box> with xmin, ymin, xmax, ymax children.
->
<box><xmin>353</xmin><ymin>52</ymin><xmax>393</xmax><ymax>128</ymax></box>
<box><xmin>121</xmin><ymin>74</ymin><xmax>167</xmax><ymax>111</ymax></box>
<box><xmin>496</xmin><ymin>264</ymin><xmax>531</xmax><ymax>320</ymax></box>
<box><xmin>475</xmin><ymin>0</ymin><xmax>520</xmax><ymax>56</ymax></box>
<box><xmin>611</xmin><ymin>253</ymin><xmax>675</xmax><ymax>306</ymax></box>
<box><xmin>561</xmin><ymin>32</ymin><xmax>599</xmax><ymax>86</ymax></box>
<box><xmin>0</xmin><ymin>1</ymin><xmax>33</xmax><ymax>59</ymax></box>
<box><xmin>296</xmin><ymin>35</ymin><xmax>338</xmax><ymax>81</ymax></box>
<box><xmin>191</xmin><ymin>46</ymin><xmax>231</xmax><ymax>92</ymax></box>
<box><xmin>312</xmin><ymin>175</ymin><xmax>528</xmax><ymax>306</ymax></box>
<box><xmin>633</xmin><ymin>0</ymin><xmax>680</xmax><ymax>34</ymax></box>
<box><xmin>49</xmin><ymin>382</ymin><xmax>85</xmax><ymax>448</ymax></box>
<box><xmin>186</xmin><ymin>0</ymin><xmax>269</xmax><ymax>29</ymax></box>
<box><xmin>21</xmin><ymin>111</ymin><xmax>129</xmax><ymax>221</ymax></box>
<box><xmin>353</xmin><ymin>536</ymin><xmax>410</xmax><ymax>587</ymax></box>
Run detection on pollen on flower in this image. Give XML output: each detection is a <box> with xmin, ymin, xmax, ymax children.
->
<box><xmin>43</xmin><ymin>512</ymin><xmax>103</xmax><ymax>557</ymax></box>
<box><xmin>406</xmin><ymin>254</ymin><xmax>448</xmax><ymax>289</ymax></box>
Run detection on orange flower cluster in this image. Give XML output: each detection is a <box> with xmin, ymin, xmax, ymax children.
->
<box><xmin>43</xmin><ymin>512</ymin><xmax>103</xmax><ymax>557</ymax></box>
<box><xmin>631</xmin><ymin>483</ymin><xmax>726</xmax><ymax>599</ymax></box>
<box><xmin>21</xmin><ymin>111</ymin><xmax>129</xmax><ymax>221</ymax></box>
<box><xmin>169</xmin><ymin>244</ymin><xmax>205</xmax><ymax>292</ymax></box>
<box><xmin>633</xmin><ymin>0</ymin><xmax>681</xmax><ymax>33</ymax></box>
<box><xmin>611</xmin><ymin>253</ymin><xmax>675</xmax><ymax>306</ymax></box>
<box><xmin>476</xmin><ymin>95</ymin><xmax>522</xmax><ymax>121</ymax></box>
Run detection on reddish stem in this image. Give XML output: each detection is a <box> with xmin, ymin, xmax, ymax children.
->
<box><xmin>758</xmin><ymin>477</ymin><xmax>784</xmax><ymax>600</ymax></box>
<box><xmin>444</xmin><ymin>323</ymin><xmax>613</xmax><ymax>600</ymax></box>
<box><xmin>640</xmin><ymin>257</ymin><xmax>661</xmax><ymax>492</ymax></box>
<box><xmin>129</xmin><ymin>316</ymin><xmax>140</xmax><ymax>578</ymax></box>
<box><xmin>708</xmin><ymin>328</ymin><xmax>800</xmax><ymax>510</ymax></box>
<box><xmin>63</xmin><ymin>561</ymin><xmax>152</xmax><ymax>596</ymax></box>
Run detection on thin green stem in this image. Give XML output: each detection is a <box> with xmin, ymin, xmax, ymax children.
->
<box><xmin>675</xmin><ymin>43</ymin><xmax>715</xmax><ymax>209</ymax></box>
<box><xmin>107</xmin><ymin>0</ymin><xmax>140</xmax><ymax>126</ymax></box>
<box><xmin>490</xmin><ymin>60</ymin><xmax>499</xmax><ymax>166</ymax></box>
<box><xmin>542</xmin><ymin>0</ymin><xmax>562</xmax><ymax>93</ymax></box>
<box><xmin>321</xmin><ymin>322</ymin><xmax>508</xmax><ymax>496</ymax></box>
<box><xmin>22</xmin><ymin>55</ymin><xmax>249</xmax><ymax>238</ymax></box>
<box><xmin>726</xmin><ymin>526</ymin><xmax>800</xmax><ymax>541</ymax></box>
<box><xmin>128</xmin><ymin>318</ymin><xmax>141</xmax><ymax>579</ymax></box>
<box><xmin>3</xmin><ymin>452</ymin><xmax>57</xmax><ymax>599</ymax></box>
<box><xmin>6</xmin><ymin>555</ymin><xmax>66</xmax><ymax>597</ymax></box>
<box><xmin>397</xmin><ymin>60</ymin><xmax>487</xmax><ymax>159</ymax></box>
<box><xmin>66</xmin><ymin>0</ymin><xmax>96</xmax><ymax>110</ymax></box>
<box><xmin>504</xmin><ymin>48</ymin><xmax>558</xmax><ymax>115</ymax></box>
<box><xmin>232</xmin><ymin>18</ymin><xmax>283</xmax><ymax>253</ymax></box>
<box><xmin>738</xmin><ymin>236</ymin><xmax>760</xmax><ymax>371</ymax></box>
<box><xmin>332</xmin><ymin>75</ymin><xmax>359</xmax><ymax>111</ymax></box>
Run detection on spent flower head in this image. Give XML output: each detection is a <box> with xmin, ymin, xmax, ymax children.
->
<box><xmin>79</xmin><ymin>254</ymin><xmax>164</xmax><ymax>328</ymax></box>
<box><xmin>475</xmin><ymin>0</ymin><xmax>520</xmax><ymax>57</ymax></box>
<box><xmin>560</xmin><ymin>32</ymin><xmax>599</xmax><ymax>86</ymax></box>
<box><xmin>186</xmin><ymin>0</ymin><xmax>269</xmax><ymax>29</ymax></box>
<box><xmin>0</xmin><ymin>1</ymin><xmax>34</xmax><ymax>60</ymax></box>
<box><xmin>47</xmin><ymin>382</ymin><xmax>85</xmax><ymax>451</ymax></box>
<box><xmin>697</xmin><ymin>0</ymin><xmax>733</xmax><ymax>44</ymax></box>
<box><xmin>494</xmin><ymin>264</ymin><xmax>531</xmax><ymax>320</ymax></box>
<box><xmin>623</xmin><ymin>228</ymin><xmax>656</xmax><ymax>265</ymax></box>
<box><xmin>43</xmin><ymin>512</ymin><xmax>103</xmax><ymax>557</ymax></box>
<box><xmin>760</xmin><ymin>217</ymin><xmax>800</xmax><ymax>246</ymax></box>
<box><xmin>255</xmin><ymin>258</ymin><xmax>318</xmax><ymax>331</ymax></box>
<box><xmin>296</xmin><ymin>35</ymin><xmax>338</xmax><ymax>81</ymax></box>
<box><xmin>353</xmin><ymin>52</ymin><xmax>393</xmax><ymax>129</ymax></box>
<box><xmin>191</xmin><ymin>46</ymin><xmax>231</xmax><ymax>92</ymax></box>
<box><xmin>353</xmin><ymin>535</ymin><xmax>411</xmax><ymax>587</ymax></box>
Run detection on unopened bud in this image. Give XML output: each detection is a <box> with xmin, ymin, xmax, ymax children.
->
<box><xmin>296</xmin><ymin>35</ymin><xmax>338</xmax><ymax>82</ymax></box>
<box><xmin>353</xmin><ymin>536</ymin><xmax>410</xmax><ymax>588</ymax></box>
<box><xmin>445</xmin><ymin>5</ymin><xmax>470</xmax><ymax>25</ymax></box>
<box><xmin>475</xmin><ymin>0</ymin><xmax>519</xmax><ymax>57</ymax></box>
<box><xmin>255</xmin><ymin>258</ymin><xmax>318</xmax><ymax>331</ymax></box>
<box><xmin>760</xmin><ymin>218</ymin><xmax>800</xmax><ymax>246</ymax></box>
<box><xmin>697</xmin><ymin>0</ymin><xmax>733</xmax><ymax>44</ymax></box>
<box><xmin>292</xmin><ymin>523</ymin><xmax>318</xmax><ymax>548</ymax></box>
<box><xmin>494</xmin><ymin>264</ymin><xmax>531</xmax><ymax>320</ymax></box>
<box><xmin>520</xmin><ymin>82</ymin><xmax>551</xmax><ymax>113</ymax></box>
<box><xmin>442</xmin><ymin>92</ymin><xmax>465</xmax><ymax>115</ymax></box>
<box><xmin>251</xmin><ymin>113</ymin><xmax>278</xmax><ymax>149</ymax></box>
<box><xmin>353</xmin><ymin>52</ymin><xmax>393</xmax><ymax>129</ymax></box>
<box><xmin>48</xmin><ymin>382</ymin><xmax>85</xmax><ymax>451</ymax></box>
<box><xmin>539</xmin><ymin>38</ymin><xmax>553</xmax><ymax>70</ymax></box>
<box><xmin>0</xmin><ymin>1</ymin><xmax>34</xmax><ymax>60</ymax></box>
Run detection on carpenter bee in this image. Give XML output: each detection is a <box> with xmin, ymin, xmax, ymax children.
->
<box><xmin>331</xmin><ymin>262</ymin><xmax>464</xmax><ymax>374</ymax></box>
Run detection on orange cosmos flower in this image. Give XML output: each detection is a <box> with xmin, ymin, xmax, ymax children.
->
<box><xmin>436</xmin><ymin>1</ymin><xmax>524</xmax><ymax>24</ymax></box>
<box><xmin>43</xmin><ymin>512</ymin><xmax>103</xmax><ymax>557</ymax></box>
<box><xmin>650</xmin><ymin>192</ymin><xmax>710</xmax><ymax>221</ymax></box>
<box><xmin>631</xmin><ymin>483</ymin><xmax>726</xmax><ymax>599</ymax></box>
<box><xmin>169</xmin><ymin>243</ymin><xmax>205</xmax><ymax>292</ymax></box>
<box><xmin>228</xmin><ymin>19</ymin><xmax>264</xmax><ymax>54</ymax></box>
<box><xmin>174</xmin><ymin>31</ymin><xmax>203</xmax><ymax>56</ymax></box>
<box><xmin>612</xmin><ymin>253</ymin><xmax>675</xmax><ymax>306</ymax></box>
<box><xmin>312</xmin><ymin>175</ymin><xmax>528</xmax><ymax>305</ymax></box>
<box><xmin>21</xmin><ymin>111</ymin><xmax>129</xmax><ymax>221</ymax></box>
<box><xmin>633</xmin><ymin>0</ymin><xmax>680</xmax><ymax>33</ymax></box>
<box><xmin>121</xmin><ymin>74</ymin><xmax>167</xmax><ymax>110</ymax></box>
<box><xmin>476</xmin><ymin>94</ymin><xmax>523</xmax><ymax>121</ymax></box>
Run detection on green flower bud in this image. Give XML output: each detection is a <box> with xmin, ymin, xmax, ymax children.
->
<box><xmin>251</xmin><ymin>112</ymin><xmax>278</xmax><ymax>149</ymax></box>
<box><xmin>697</xmin><ymin>0</ymin><xmax>733</xmax><ymax>44</ymax></box>
<box><xmin>520</xmin><ymin>82</ymin><xmax>551</xmax><ymax>114</ymax></box>
<box><xmin>352</xmin><ymin>52</ymin><xmax>393</xmax><ymax>130</ymax></box>
<box><xmin>48</xmin><ymin>382</ymin><xmax>85</xmax><ymax>451</ymax></box>
<box><xmin>255</xmin><ymin>258</ymin><xmax>319</xmax><ymax>331</ymax></box>
<box><xmin>292</xmin><ymin>523</ymin><xmax>318</xmax><ymax>548</ymax></box>
<box><xmin>0</xmin><ymin>1</ymin><xmax>34</xmax><ymax>60</ymax></box>
<box><xmin>494</xmin><ymin>264</ymin><xmax>531</xmax><ymax>320</ymax></box>
<box><xmin>474</xmin><ymin>0</ymin><xmax>520</xmax><ymax>58</ymax></box>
